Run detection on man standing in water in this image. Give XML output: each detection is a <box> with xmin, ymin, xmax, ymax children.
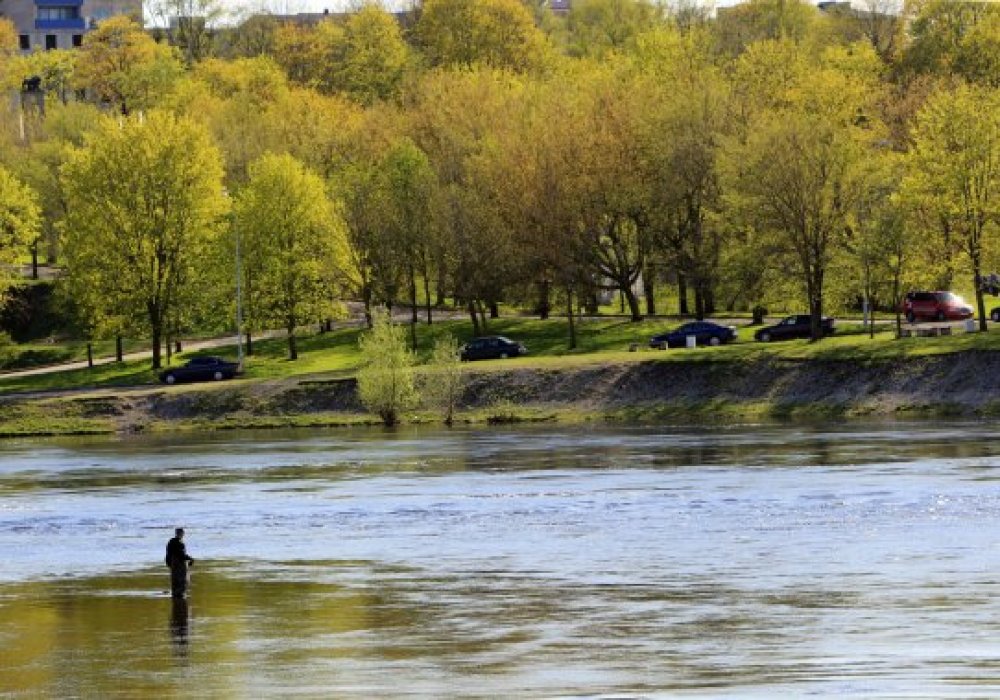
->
<box><xmin>165</xmin><ymin>527</ymin><xmax>195</xmax><ymax>598</ymax></box>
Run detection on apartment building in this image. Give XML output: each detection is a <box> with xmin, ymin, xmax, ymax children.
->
<box><xmin>1</xmin><ymin>0</ymin><xmax>140</xmax><ymax>51</ymax></box>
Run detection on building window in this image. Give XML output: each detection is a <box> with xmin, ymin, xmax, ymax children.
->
<box><xmin>72</xmin><ymin>34</ymin><xmax>82</xmax><ymax>47</ymax></box>
<box><xmin>45</xmin><ymin>35</ymin><xmax>57</xmax><ymax>50</ymax></box>
<box><xmin>19</xmin><ymin>35</ymin><xmax>30</xmax><ymax>50</ymax></box>
<box><xmin>38</xmin><ymin>6</ymin><xmax>80</xmax><ymax>20</ymax></box>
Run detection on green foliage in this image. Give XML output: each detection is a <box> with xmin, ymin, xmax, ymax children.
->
<box><xmin>903</xmin><ymin>83</ymin><xmax>1000</xmax><ymax>330</ymax></box>
<box><xmin>60</xmin><ymin>110</ymin><xmax>227</xmax><ymax>366</ymax></box>
<box><xmin>415</xmin><ymin>0</ymin><xmax>551</xmax><ymax>71</ymax></box>
<box><xmin>233</xmin><ymin>152</ymin><xmax>350</xmax><ymax>359</ymax></box>
<box><xmin>73</xmin><ymin>16</ymin><xmax>184</xmax><ymax>115</ymax></box>
<box><xmin>419</xmin><ymin>333</ymin><xmax>465</xmax><ymax>425</ymax></box>
<box><xmin>356</xmin><ymin>311</ymin><xmax>417</xmax><ymax>426</ymax></box>
<box><xmin>0</xmin><ymin>167</ymin><xmax>41</xmax><ymax>301</ymax></box>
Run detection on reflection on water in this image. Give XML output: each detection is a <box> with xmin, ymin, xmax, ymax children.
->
<box><xmin>169</xmin><ymin>597</ymin><xmax>189</xmax><ymax>660</ymax></box>
<box><xmin>2</xmin><ymin>422</ymin><xmax>1000</xmax><ymax>696</ymax></box>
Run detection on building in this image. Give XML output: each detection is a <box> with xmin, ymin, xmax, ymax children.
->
<box><xmin>1</xmin><ymin>0</ymin><xmax>141</xmax><ymax>52</ymax></box>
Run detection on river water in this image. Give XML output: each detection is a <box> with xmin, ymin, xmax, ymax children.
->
<box><xmin>2</xmin><ymin>422</ymin><xmax>1000</xmax><ymax>697</ymax></box>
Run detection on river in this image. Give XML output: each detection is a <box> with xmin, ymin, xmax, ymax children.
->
<box><xmin>2</xmin><ymin>422</ymin><xmax>1000</xmax><ymax>697</ymax></box>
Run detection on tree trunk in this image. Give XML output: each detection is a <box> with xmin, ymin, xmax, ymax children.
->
<box><xmin>643</xmin><ymin>263</ymin><xmax>656</xmax><ymax>316</ymax></box>
<box><xmin>808</xmin><ymin>269</ymin><xmax>825</xmax><ymax>341</ymax></box>
<box><xmin>409</xmin><ymin>265</ymin><xmax>418</xmax><ymax>351</ymax></box>
<box><xmin>245</xmin><ymin>331</ymin><xmax>253</xmax><ymax>357</ymax></box>
<box><xmin>115</xmin><ymin>335</ymin><xmax>123</xmax><ymax>363</ymax></box>
<box><xmin>678</xmin><ymin>273</ymin><xmax>689</xmax><ymax>315</ymax></box>
<box><xmin>287</xmin><ymin>324</ymin><xmax>297</xmax><ymax>360</ymax></box>
<box><xmin>423</xmin><ymin>272</ymin><xmax>432</xmax><ymax>325</ymax></box>
<box><xmin>31</xmin><ymin>240</ymin><xmax>38</xmax><ymax>280</ymax></box>
<box><xmin>362</xmin><ymin>283</ymin><xmax>373</xmax><ymax>329</ymax></box>
<box><xmin>566</xmin><ymin>286</ymin><xmax>577</xmax><ymax>350</ymax></box>
<box><xmin>467</xmin><ymin>300</ymin><xmax>480</xmax><ymax>336</ymax></box>
<box><xmin>694</xmin><ymin>285</ymin><xmax>705</xmax><ymax>321</ymax></box>
<box><xmin>624</xmin><ymin>286</ymin><xmax>642</xmax><ymax>322</ymax></box>
<box><xmin>165</xmin><ymin>337</ymin><xmax>172</xmax><ymax>366</ymax></box>
<box><xmin>476</xmin><ymin>300</ymin><xmax>488</xmax><ymax>331</ymax></box>
<box><xmin>489</xmin><ymin>301</ymin><xmax>499</xmax><ymax>319</ymax></box>
<box><xmin>87</xmin><ymin>343</ymin><xmax>93</xmax><ymax>369</ymax></box>
<box><xmin>538</xmin><ymin>279</ymin><xmax>550</xmax><ymax>320</ymax></box>
<box><xmin>151</xmin><ymin>325</ymin><xmax>162</xmax><ymax>369</ymax></box>
<box><xmin>974</xmin><ymin>266</ymin><xmax>988</xmax><ymax>332</ymax></box>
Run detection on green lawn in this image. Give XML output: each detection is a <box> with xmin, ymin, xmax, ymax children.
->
<box><xmin>1</xmin><ymin>314</ymin><xmax>998</xmax><ymax>395</ymax></box>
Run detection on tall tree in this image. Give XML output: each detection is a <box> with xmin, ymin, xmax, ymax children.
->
<box><xmin>904</xmin><ymin>84</ymin><xmax>1000</xmax><ymax>331</ymax></box>
<box><xmin>334</xmin><ymin>4</ymin><xmax>412</xmax><ymax>104</ymax></box>
<box><xmin>0</xmin><ymin>167</ymin><xmax>41</xmax><ymax>301</ymax></box>
<box><xmin>73</xmin><ymin>16</ymin><xmax>184</xmax><ymax>115</ymax></box>
<box><xmin>61</xmin><ymin>111</ymin><xmax>228</xmax><ymax>368</ymax></box>
<box><xmin>724</xmin><ymin>43</ymin><xmax>879</xmax><ymax>339</ymax></box>
<box><xmin>415</xmin><ymin>0</ymin><xmax>550</xmax><ymax>72</ymax></box>
<box><xmin>234</xmin><ymin>153</ymin><xmax>350</xmax><ymax>359</ymax></box>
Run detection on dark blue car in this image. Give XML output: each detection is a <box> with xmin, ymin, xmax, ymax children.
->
<box><xmin>649</xmin><ymin>321</ymin><xmax>738</xmax><ymax>349</ymax></box>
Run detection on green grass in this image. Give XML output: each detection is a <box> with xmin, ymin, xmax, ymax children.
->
<box><xmin>3</xmin><ymin>314</ymin><xmax>1000</xmax><ymax>395</ymax></box>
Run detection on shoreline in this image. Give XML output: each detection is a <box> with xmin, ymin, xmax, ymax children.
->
<box><xmin>3</xmin><ymin>350</ymin><xmax>1000</xmax><ymax>438</ymax></box>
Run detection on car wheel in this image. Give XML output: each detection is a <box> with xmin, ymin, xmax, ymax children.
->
<box><xmin>906</xmin><ymin>311</ymin><xmax>915</xmax><ymax>323</ymax></box>
<box><xmin>213</xmin><ymin>371</ymin><xmax>224</xmax><ymax>381</ymax></box>
<box><xmin>760</xmin><ymin>332</ymin><xmax>771</xmax><ymax>343</ymax></box>
<box><xmin>709</xmin><ymin>336</ymin><xmax>721</xmax><ymax>346</ymax></box>
<box><xmin>164</xmin><ymin>374</ymin><xmax>176</xmax><ymax>385</ymax></box>
<box><xmin>936</xmin><ymin>311</ymin><xmax>946</xmax><ymax>322</ymax></box>
<box><xmin>499</xmin><ymin>352</ymin><xmax>508</xmax><ymax>359</ymax></box>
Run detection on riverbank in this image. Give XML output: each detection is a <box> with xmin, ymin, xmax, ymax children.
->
<box><xmin>3</xmin><ymin>350</ymin><xmax>1000</xmax><ymax>437</ymax></box>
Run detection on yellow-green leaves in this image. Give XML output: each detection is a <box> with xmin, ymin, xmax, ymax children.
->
<box><xmin>904</xmin><ymin>84</ymin><xmax>1000</xmax><ymax>328</ymax></box>
<box><xmin>60</xmin><ymin>111</ymin><xmax>227</xmax><ymax>366</ymax></box>
<box><xmin>416</xmin><ymin>0</ymin><xmax>551</xmax><ymax>72</ymax></box>
<box><xmin>0</xmin><ymin>167</ymin><xmax>40</xmax><ymax>300</ymax></box>
<box><xmin>233</xmin><ymin>153</ymin><xmax>349</xmax><ymax>359</ymax></box>
<box><xmin>73</xmin><ymin>16</ymin><xmax>184</xmax><ymax>115</ymax></box>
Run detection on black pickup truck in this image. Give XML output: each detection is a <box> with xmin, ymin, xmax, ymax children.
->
<box><xmin>159</xmin><ymin>356</ymin><xmax>241</xmax><ymax>384</ymax></box>
<box><xmin>754</xmin><ymin>315</ymin><xmax>835</xmax><ymax>342</ymax></box>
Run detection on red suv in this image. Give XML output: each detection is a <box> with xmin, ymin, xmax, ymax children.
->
<box><xmin>902</xmin><ymin>291</ymin><xmax>974</xmax><ymax>322</ymax></box>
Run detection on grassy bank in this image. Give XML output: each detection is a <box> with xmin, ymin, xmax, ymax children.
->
<box><xmin>2</xmin><ymin>314</ymin><xmax>998</xmax><ymax>396</ymax></box>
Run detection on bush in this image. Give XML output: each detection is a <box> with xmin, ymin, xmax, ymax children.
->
<box><xmin>356</xmin><ymin>311</ymin><xmax>417</xmax><ymax>426</ymax></box>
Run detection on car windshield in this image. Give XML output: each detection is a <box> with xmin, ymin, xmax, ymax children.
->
<box><xmin>941</xmin><ymin>293</ymin><xmax>964</xmax><ymax>303</ymax></box>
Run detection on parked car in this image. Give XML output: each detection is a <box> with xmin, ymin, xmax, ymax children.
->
<box><xmin>649</xmin><ymin>321</ymin><xmax>738</xmax><ymax>349</ymax></box>
<box><xmin>992</xmin><ymin>307</ymin><xmax>1000</xmax><ymax>323</ymax></box>
<box><xmin>755</xmin><ymin>315</ymin><xmax>835</xmax><ymax>342</ymax></box>
<box><xmin>159</xmin><ymin>356</ymin><xmax>241</xmax><ymax>385</ymax></box>
<box><xmin>460</xmin><ymin>336</ymin><xmax>527</xmax><ymax>361</ymax></box>
<box><xmin>902</xmin><ymin>291</ymin><xmax>973</xmax><ymax>322</ymax></box>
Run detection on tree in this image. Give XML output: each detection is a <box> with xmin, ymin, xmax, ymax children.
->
<box><xmin>146</xmin><ymin>0</ymin><xmax>228</xmax><ymax>64</ymax></box>
<box><xmin>419</xmin><ymin>333</ymin><xmax>465</xmax><ymax>425</ymax></box>
<box><xmin>61</xmin><ymin>111</ymin><xmax>228</xmax><ymax>368</ymax></box>
<box><xmin>334</xmin><ymin>4</ymin><xmax>412</xmax><ymax>104</ymax></box>
<box><xmin>415</xmin><ymin>0</ymin><xmax>550</xmax><ymax>72</ymax></box>
<box><xmin>724</xmin><ymin>45</ymin><xmax>877</xmax><ymax>340</ymax></box>
<box><xmin>903</xmin><ymin>84</ymin><xmax>1000</xmax><ymax>331</ymax></box>
<box><xmin>0</xmin><ymin>167</ymin><xmax>41</xmax><ymax>301</ymax></box>
<box><xmin>73</xmin><ymin>16</ymin><xmax>184</xmax><ymax>115</ymax></box>
<box><xmin>234</xmin><ymin>153</ymin><xmax>350</xmax><ymax>359</ymax></box>
<box><xmin>379</xmin><ymin>139</ymin><xmax>438</xmax><ymax>348</ymax></box>
<box><xmin>357</xmin><ymin>310</ymin><xmax>417</xmax><ymax>426</ymax></box>
<box><xmin>565</xmin><ymin>0</ymin><xmax>662</xmax><ymax>58</ymax></box>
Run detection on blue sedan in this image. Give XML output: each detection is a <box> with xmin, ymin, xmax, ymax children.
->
<box><xmin>649</xmin><ymin>321</ymin><xmax>738</xmax><ymax>349</ymax></box>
